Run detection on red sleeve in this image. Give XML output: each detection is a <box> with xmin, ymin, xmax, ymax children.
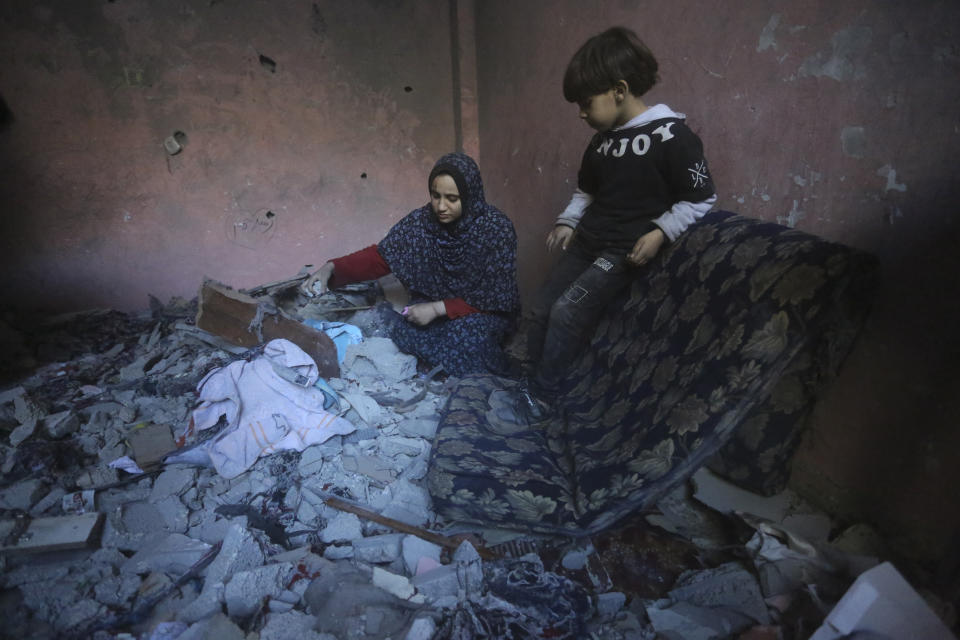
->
<box><xmin>329</xmin><ymin>245</ymin><xmax>391</xmax><ymax>288</ymax></box>
<box><xmin>443</xmin><ymin>297</ymin><xmax>480</xmax><ymax>319</ymax></box>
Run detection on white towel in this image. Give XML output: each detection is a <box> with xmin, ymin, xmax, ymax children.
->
<box><xmin>189</xmin><ymin>339</ymin><xmax>356</xmax><ymax>478</ymax></box>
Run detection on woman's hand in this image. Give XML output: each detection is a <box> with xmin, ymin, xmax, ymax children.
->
<box><xmin>404</xmin><ymin>301</ymin><xmax>446</xmax><ymax>326</ymax></box>
<box><xmin>546</xmin><ymin>225</ymin><xmax>574</xmax><ymax>252</ymax></box>
<box><xmin>300</xmin><ymin>262</ymin><xmax>334</xmax><ymax>297</ymax></box>
<box><xmin>626</xmin><ymin>228</ymin><xmax>666</xmax><ymax>266</ymax></box>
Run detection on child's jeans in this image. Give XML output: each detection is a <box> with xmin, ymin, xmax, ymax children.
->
<box><xmin>526</xmin><ymin>245</ymin><xmax>638</xmax><ymax>397</ymax></box>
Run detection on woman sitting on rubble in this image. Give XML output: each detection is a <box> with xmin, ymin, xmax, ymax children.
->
<box><xmin>300</xmin><ymin>152</ymin><xmax>520</xmax><ymax>377</ymax></box>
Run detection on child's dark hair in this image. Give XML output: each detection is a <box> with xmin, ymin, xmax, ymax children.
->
<box><xmin>563</xmin><ymin>27</ymin><xmax>659</xmax><ymax>103</ymax></box>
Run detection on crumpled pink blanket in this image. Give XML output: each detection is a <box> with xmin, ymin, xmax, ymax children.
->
<box><xmin>189</xmin><ymin>338</ymin><xmax>355</xmax><ymax>478</ymax></box>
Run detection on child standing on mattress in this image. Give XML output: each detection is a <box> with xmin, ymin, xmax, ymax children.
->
<box><xmin>507</xmin><ymin>26</ymin><xmax>718</xmax><ymax>424</ymax></box>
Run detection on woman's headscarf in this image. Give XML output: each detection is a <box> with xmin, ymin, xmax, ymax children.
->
<box><xmin>378</xmin><ymin>153</ymin><xmax>519</xmax><ymax>314</ymax></box>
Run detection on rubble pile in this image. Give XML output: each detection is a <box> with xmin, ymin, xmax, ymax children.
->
<box><xmin>0</xmin><ymin>302</ymin><xmax>956</xmax><ymax>640</ymax></box>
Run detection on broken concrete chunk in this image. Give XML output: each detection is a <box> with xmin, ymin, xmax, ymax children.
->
<box><xmin>75</xmin><ymin>466</ymin><xmax>119</xmax><ymax>489</ymax></box>
<box><xmin>339</xmin><ymin>389</ymin><xmax>386</xmax><ymax>426</ymax></box>
<box><xmin>379</xmin><ymin>435</ymin><xmax>423</xmax><ymax>458</ymax></box>
<box><xmin>225</xmin><ymin>562</ymin><xmax>294</xmax><ymax>618</ymax></box>
<box><xmin>118</xmin><ymin>500</ymin><xmax>168</xmax><ymax>537</ymax></box>
<box><xmin>405</xmin><ymin>617</ymin><xmax>438</xmax><ymax>640</ymax></box>
<box><xmin>342</xmin><ymin>337</ymin><xmax>417</xmax><ymax>385</ymax></box>
<box><xmin>647</xmin><ymin>599</ymin><xmax>757</xmax><ymax>640</ymax></box>
<box><xmin>372</xmin><ymin>566</ymin><xmax>415</xmax><ymax>600</ymax></box>
<box><xmin>259</xmin><ymin>610</ymin><xmax>335</xmax><ymax>640</ymax></box>
<box><xmin>0</xmin><ymin>511</ymin><xmax>103</xmax><ymax>554</ymax></box>
<box><xmin>43</xmin><ymin>410</ymin><xmax>80</xmax><ymax>438</ymax></box>
<box><xmin>809</xmin><ymin>561</ymin><xmax>957</xmax><ymax>640</ymax></box>
<box><xmin>561</xmin><ymin>545</ymin><xmax>593</xmax><ymax>571</ymax></box>
<box><xmin>9</xmin><ymin>418</ymin><xmax>38</xmax><ymax>446</ymax></box>
<box><xmin>119</xmin><ymin>353</ymin><xmax>156</xmax><ymax>381</ymax></box>
<box><xmin>411</xmin><ymin>564</ymin><xmax>460</xmax><ymax>601</ymax></box>
<box><xmin>353</xmin><ymin>533</ymin><xmax>403</xmax><ymax>563</ymax></box>
<box><xmin>596</xmin><ymin>591</ymin><xmax>627</xmax><ymax>618</ymax></box>
<box><xmin>60</xmin><ymin>599</ymin><xmax>106</xmax><ymax>633</ymax></box>
<box><xmin>12</xmin><ymin>391</ymin><xmax>44</xmax><ymax>425</ymax></box>
<box><xmin>402</xmin><ymin>535</ymin><xmax>442</xmax><ymax>576</ymax></box>
<box><xmin>177</xmin><ymin>612</ymin><xmax>246</xmax><ymax>640</ymax></box>
<box><xmin>342</xmin><ymin>454</ymin><xmax>397</xmax><ymax>484</ymax></box>
<box><xmin>177</xmin><ymin>581</ymin><xmax>226</xmax><ymax>625</ymax></box>
<box><xmin>150</xmin><ymin>466</ymin><xmax>198</xmax><ymax>501</ymax></box>
<box><xmin>397</xmin><ymin>417</ymin><xmax>439</xmax><ymax>440</ymax></box>
<box><xmin>454</xmin><ymin>540</ymin><xmax>484</xmax><ymax>598</ymax></box>
<box><xmin>0</xmin><ymin>385</ymin><xmax>26</xmax><ymax>406</ymax></box>
<box><xmin>0</xmin><ymin>477</ymin><xmax>47</xmax><ymax>511</ymax></box>
<box><xmin>298</xmin><ymin>444</ymin><xmax>326</xmax><ymax>476</ymax></box>
<box><xmin>669</xmin><ymin>562</ymin><xmax>770</xmax><ymax>625</ymax></box>
<box><xmin>153</xmin><ymin>494</ymin><xmax>190</xmax><ymax>533</ymax></box>
<box><xmin>376</xmin><ymin>479</ymin><xmax>432</xmax><ymax>527</ymax></box>
<box><xmin>206</xmin><ymin>522</ymin><xmax>266</xmax><ymax>585</ymax></box>
<box><xmin>320</xmin><ymin>512</ymin><xmax>363</xmax><ymax>543</ymax></box>
<box><xmin>323</xmin><ymin>544</ymin><xmax>354</xmax><ymax>560</ymax></box>
<box><xmin>93</xmin><ymin>573</ymin><xmax>142</xmax><ymax>607</ymax></box>
<box><xmin>270</xmin><ymin>546</ymin><xmax>332</xmax><ymax>577</ymax></box>
<box><xmin>122</xmin><ymin>532</ymin><xmax>212</xmax><ymax>575</ymax></box>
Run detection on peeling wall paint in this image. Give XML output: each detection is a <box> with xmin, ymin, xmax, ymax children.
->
<box><xmin>798</xmin><ymin>26</ymin><xmax>873</xmax><ymax>81</ymax></box>
<box><xmin>756</xmin><ymin>14</ymin><xmax>781</xmax><ymax>52</ymax></box>
<box><xmin>876</xmin><ymin>164</ymin><xmax>907</xmax><ymax>193</ymax></box>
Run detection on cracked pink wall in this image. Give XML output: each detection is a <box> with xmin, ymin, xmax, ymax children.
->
<box><xmin>0</xmin><ymin>0</ymin><xmax>456</xmax><ymax>311</ymax></box>
<box><xmin>473</xmin><ymin>1</ymin><xmax>960</xmax><ymax>563</ymax></box>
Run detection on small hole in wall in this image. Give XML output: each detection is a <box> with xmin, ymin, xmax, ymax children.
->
<box><xmin>259</xmin><ymin>54</ymin><xmax>277</xmax><ymax>73</ymax></box>
<box><xmin>265</xmin><ymin>211</ymin><xmax>275</xmax><ymax>219</ymax></box>
<box><xmin>361</xmin><ymin>173</ymin><xmax>367</xmax><ymax>179</ymax></box>
<box><xmin>404</xmin><ymin>86</ymin><xmax>413</xmax><ymax>93</ymax></box>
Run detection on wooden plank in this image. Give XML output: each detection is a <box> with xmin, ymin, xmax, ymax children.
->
<box><xmin>195</xmin><ymin>279</ymin><xmax>339</xmax><ymax>379</ymax></box>
<box><xmin>0</xmin><ymin>512</ymin><xmax>104</xmax><ymax>554</ymax></box>
<box><xmin>321</xmin><ymin>494</ymin><xmax>498</xmax><ymax>560</ymax></box>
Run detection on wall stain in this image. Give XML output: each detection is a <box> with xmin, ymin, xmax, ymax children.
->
<box><xmin>757</xmin><ymin>14</ymin><xmax>781</xmax><ymax>53</ymax></box>
<box><xmin>841</xmin><ymin>126</ymin><xmax>866</xmax><ymax>158</ymax></box>
<box><xmin>876</xmin><ymin>165</ymin><xmax>907</xmax><ymax>193</ymax></box>
<box><xmin>799</xmin><ymin>26</ymin><xmax>873</xmax><ymax>81</ymax></box>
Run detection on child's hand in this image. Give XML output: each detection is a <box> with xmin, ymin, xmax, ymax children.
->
<box><xmin>546</xmin><ymin>225</ymin><xmax>574</xmax><ymax>252</ymax></box>
<box><xmin>627</xmin><ymin>228</ymin><xmax>666</xmax><ymax>266</ymax></box>
<box><xmin>405</xmin><ymin>301</ymin><xmax>446</xmax><ymax>326</ymax></box>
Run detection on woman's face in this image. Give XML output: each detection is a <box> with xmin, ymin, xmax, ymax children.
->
<box><xmin>430</xmin><ymin>174</ymin><xmax>462</xmax><ymax>224</ymax></box>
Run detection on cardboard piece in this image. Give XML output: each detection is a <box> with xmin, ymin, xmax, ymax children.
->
<box><xmin>128</xmin><ymin>422</ymin><xmax>176</xmax><ymax>468</ymax></box>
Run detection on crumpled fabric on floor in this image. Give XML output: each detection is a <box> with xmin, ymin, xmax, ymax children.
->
<box><xmin>187</xmin><ymin>338</ymin><xmax>355</xmax><ymax>478</ymax></box>
<box><xmin>482</xmin><ymin>555</ymin><xmax>592</xmax><ymax>639</ymax></box>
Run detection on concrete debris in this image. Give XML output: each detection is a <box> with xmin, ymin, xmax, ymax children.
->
<box><xmin>320</xmin><ymin>512</ymin><xmax>364</xmax><ymax>543</ymax></box>
<box><xmin>404</xmin><ymin>616</ymin><xmax>437</xmax><ymax>640</ymax></box>
<box><xmin>402</xmin><ymin>535</ymin><xmax>442</xmax><ymax>575</ymax></box>
<box><xmin>342</xmin><ymin>336</ymin><xmax>417</xmax><ymax>386</ymax></box>
<box><xmin>353</xmin><ymin>532</ymin><xmax>403</xmax><ymax>563</ymax></box>
<box><xmin>0</xmin><ymin>302</ymin><xmax>953</xmax><ymax>640</ymax></box>
<box><xmin>810</xmin><ymin>561</ymin><xmax>957</xmax><ymax>640</ymax></box>
<box><xmin>224</xmin><ymin>562</ymin><xmax>295</xmax><ymax>617</ymax></box>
